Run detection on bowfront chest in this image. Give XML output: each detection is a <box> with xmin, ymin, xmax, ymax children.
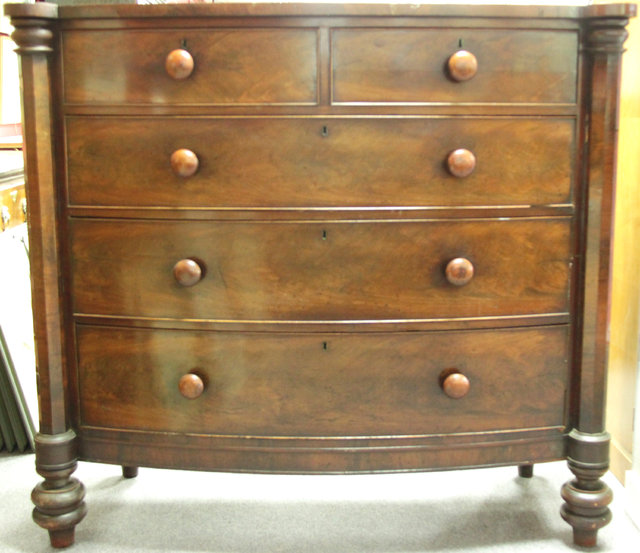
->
<box><xmin>5</xmin><ymin>2</ymin><xmax>635</xmax><ymax>548</ymax></box>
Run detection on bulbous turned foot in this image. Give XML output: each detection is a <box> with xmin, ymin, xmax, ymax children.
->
<box><xmin>561</xmin><ymin>474</ymin><xmax>612</xmax><ymax>547</ymax></box>
<box><xmin>561</xmin><ymin>430</ymin><xmax>612</xmax><ymax>547</ymax></box>
<box><xmin>32</xmin><ymin>431</ymin><xmax>87</xmax><ymax>548</ymax></box>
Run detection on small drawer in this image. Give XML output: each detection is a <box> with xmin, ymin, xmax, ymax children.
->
<box><xmin>62</xmin><ymin>29</ymin><xmax>318</xmax><ymax>105</ymax></box>
<box><xmin>76</xmin><ymin>325</ymin><xmax>569</xmax><ymax>437</ymax></box>
<box><xmin>332</xmin><ymin>28</ymin><xmax>577</xmax><ymax>104</ymax></box>
<box><xmin>69</xmin><ymin>217</ymin><xmax>571</xmax><ymax>321</ymax></box>
<box><xmin>65</xmin><ymin>117</ymin><xmax>575</xmax><ymax>208</ymax></box>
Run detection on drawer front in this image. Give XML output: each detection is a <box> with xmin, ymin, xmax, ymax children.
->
<box><xmin>66</xmin><ymin>117</ymin><xmax>574</xmax><ymax>208</ymax></box>
<box><xmin>69</xmin><ymin>218</ymin><xmax>570</xmax><ymax>321</ymax></box>
<box><xmin>62</xmin><ymin>29</ymin><xmax>318</xmax><ymax>105</ymax></box>
<box><xmin>332</xmin><ymin>28</ymin><xmax>577</xmax><ymax>104</ymax></box>
<box><xmin>76</xmin><ymin>325</ymin><xmax>569</xmax><ymax>436</ymax></box>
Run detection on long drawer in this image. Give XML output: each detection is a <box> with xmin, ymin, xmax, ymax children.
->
<box><xmin>62</xmin><ymin>28</ymin><xmax>318</xmax><ymax>105</ymax></box>
<box><xmin>76</xmin><ymin>325</ymin><xmax>569</xmax><ymax>437</ymax></box>
<box><xmin>69</xmin><ymin>217</ymin><xmax>571</xmax><ymax>321</ymax></box>
<box><xmin>65</xmin><ymin>117</ymin><xmax>575</xmax><ymax>208</ymax></box>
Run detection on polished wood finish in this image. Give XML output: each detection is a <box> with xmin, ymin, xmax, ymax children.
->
<box><xmin>62</xmin><ymin>28</ymin><xmax>318</xmax><ymax>105</ymax></box>
<box><xmin>332</xmin><ymin>28</ymin><xmax>577</xmax><ymax>104</ymax></box>
<box><xmin>30</xmin><ymin>431</ymin><xmax>86</xmax><ymax>548</ymax></box>
<box><xmin>76</xmin><ymin>325</ymin><xmax>568</xmax><ymax>436</ymax></box>
<box><xmin>6</xmin><ymin>2</ymin><xmax>635</xmax><ymax>548</ymax></box>
<box><xmin>447</xmin><ymin>50</ymin><xmax>478</xmax><ymax>82</ymax></box>
<box><xmin>65</xmin><ymin>117</ymin><xmax>575</xmax><ymax>209</ymax></box>
<box><xmin>69</xmin><ymin>218</ymin><xmax>570</xmax><ymax>321</ymax></box>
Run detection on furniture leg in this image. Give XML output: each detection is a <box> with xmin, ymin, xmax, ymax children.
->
<box><xmin>518</xmin><ymin>464</ymin><xmax>533</xmax><ymax>478</ymax></box>
<box><xmin>560</xmin><ymin>430</ymin><xmax>612</xmax><ymax>547</ymax></box>
<box><xmin>122</xmin><ymin>465</ymin><xmax>139</xmax><ymax>479</ymax></box>
<box><xmin>31</xmin><ymin>431</ymin><xmax>87</xmax><ymax>548</ymax></box>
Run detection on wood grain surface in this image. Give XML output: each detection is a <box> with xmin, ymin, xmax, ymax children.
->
<box><xmin>62</xmin><ymin>29</ymin><xmax>318</xmax><ymax>105</ymax></box>
<box><xmin>65</xmin><ymin>117</ymin><xmax>575</xmax><ymax>208</ymax></box>
<box><xmin>332</xmin><ymin>28</ymin><xmax>577</xmax><ymax>104</ymax></box>
<box><xmin>76</xmin><ymin>324</ymin><xmax>569</xmax><ymax>436</ymax></box>
<box><xmin>68</xmin><ymin>217</ymin><xmax>571</xmax><ymax>321</ymax></box>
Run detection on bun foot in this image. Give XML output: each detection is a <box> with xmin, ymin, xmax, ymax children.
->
<box><xmin>122</xmin><ymin>466</ymin><xmax>139</xmax><ymax>479</ymax></box>
<box><xmin>49</xmin><ymin>528</ymin><xmax>76</xmax><ymax>549</ymax></box>
<box><xmin>31</xmin><ymin>432</ymin><xmax>87</xmax><ymax>548</ymax></box>
<box><xmin>561</xmin><ymin>430</ymin><xmax>612</xmax><ymax>547</ymax></box>
<box><xmin>518</xmin><ymin>464</ymin><xmax>534</xmax><ymax>478</ymax></box>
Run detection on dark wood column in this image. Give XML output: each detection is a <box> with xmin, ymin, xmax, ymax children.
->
<box><xmin>6</xmin><ymin>3</ymin><xmax>86</xmax><ymax>548</ymax></box>
<box><xmin>562</xmin><ymin>10</ymin><xmax>631</xmax><ymax>548</ymax></box>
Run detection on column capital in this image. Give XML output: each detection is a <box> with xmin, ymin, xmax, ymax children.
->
<box><xmin>585</xmin><ymin>17</ymin><xmax>631</xmax><ymax>54</ymax></box>
<box><xmin>5</xmin><ymin>3</ymin><xmax>58</xmax><ymax>54</ymax></box>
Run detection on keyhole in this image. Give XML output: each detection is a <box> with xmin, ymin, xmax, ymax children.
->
<box><xmin>322</xmin><ymin>229</ymin><xmax>327</xmax><ymax>240</ymax></box>
<box><xmin>323</xmin><ymin>342</ymin><xmax>328</xmax><ymax>351</ymax></box>
<box><xmin>321</xmin><ymin>125</ymin><xmax>329</xmax><ymax>137</ymax></box>
<box><xmin>181</xmin><ymin>38</ymin><xmax>188</xmax><ymax>49</ymax></box>
<box><xmin>458</xmin><ymin>38</ymin><xmax>463</xmax><ymax>48</ymax></box>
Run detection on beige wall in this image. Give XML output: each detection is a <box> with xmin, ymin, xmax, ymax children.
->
<box><xmin>595</xmin><ymin>0</ymin><xmax>640</xmax><ymax>483</ymax></box>
<box><xmin>609</xmin><ymin>18</ymin><xmax>640</xmax><ymax>478</ymax></box>
<box><xmin>1</xmin><ymin>0</ymin><xmax>20</xmax><ymax>124</ymax></box>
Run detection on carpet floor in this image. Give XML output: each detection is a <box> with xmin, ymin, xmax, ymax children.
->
<box><xmin>1</xmin><ymin>454</ymin><xmax>638</xmax><ymax>552</ymax></box>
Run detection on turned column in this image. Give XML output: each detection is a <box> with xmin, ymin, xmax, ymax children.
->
<box><xmin>561</xmin><ymin>10</ymin><xmax>632</xmax><ymax>548</ymax></box>
<box><xmin>5</xmin><ymin>3</ymin><xmax>86</xmax><ymax>548</ymax></box>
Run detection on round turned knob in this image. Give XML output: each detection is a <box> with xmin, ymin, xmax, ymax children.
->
<box><xmin>179</xmin><ymin>373</ymin><xmax>204</xmax><ymax>399</ymax></box>
<box><xmin>441</xmin><ymin>371</ymin><xmax>470</xmax><ymax>399</ymax></box>
<box><xmin>447</xmin><ymin>50</ymin><xmax>478</xmax><ymax>82</ymax></box>
<box><xmin>173</xmin><ymin>258</ymin><xmax>203</xmax><ymax>287</ymax></box>
<box><xmin>170</xmin><ymin>148</ymin><xmax>199</xmax><ymax>178</ymax></box>
<box><xmin>447</xmin><ymin>148</ymin><xmax>476</xmax><ymax>178</ymax></box>
<box><xmin>165</xmin><ymin>48</ymin><xmax>194</xmax><ymax>80</ymax></box>
<box><xmin>445</xmin><ymin>257</ymin><xmax>474</xmax><ymax>286</ymax></box>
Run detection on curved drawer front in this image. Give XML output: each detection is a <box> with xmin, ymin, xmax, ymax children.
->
<box><xmin>66</xmin><ymin>117</ymin><xmax>574</xmax><ymax>208</ymax></box>
<box><xmin>62</xmin><ymin>29</ymin><xmax>318</xmax><ymax>105</ymax></box>
<box><xmin>69</xmin><ymin>218</ymin><xmax>570</xmax><ymax>321</ymax></box>
<box><xmin>76</xmin><ymin>325</ymin><xmax>569</xmax><ymax>436</ymax></box>
<box><xmin>332</xmin><ymin>28</ymin><xmax>577</xmax><ymax>104</ymax></box>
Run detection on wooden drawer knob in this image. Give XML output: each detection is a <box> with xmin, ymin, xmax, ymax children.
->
<box><xmin>166</xmin><ymin>48</ymin><xmax>194</xmax><ymax>80</ymax></box>
<box><xmin>170</xmin><ymin>148</ymin><xmax>199</xmax><ymax>178</ymax></box>
<box><xmin>173</xmin><ymin>258</ymin><xmax>203</xmax><ymax>287</ymax></box>
<box><xmin>179</xmin><ymin>373</ymin><xmax>204</xmax><ymax>399</ymax></box>
<box><xmin>445</xmin><ymin>257</ymin><xmax>474</xmax><ymax>286</ymax></box>
<box><xmin>441</xmin><ymin>371</ymin><xmax>470</xmax><ymax>399</ymax></box>
<box><xmin>447</xmin><ymin>149</ymin><xmax>476</xmax><ymax>178</ymax></box>
<box><xmin>447</xmin><ymin>50</ymin><xmax>478</xmax><ymax>82</ymax></box>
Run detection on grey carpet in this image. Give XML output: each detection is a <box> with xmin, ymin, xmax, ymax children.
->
<box><xmin>1</xmin><ymin>454</ymin><xmax>638</xmax><ymax>552</ymax></box>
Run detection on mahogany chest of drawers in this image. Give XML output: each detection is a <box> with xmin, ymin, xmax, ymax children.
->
<box><xmin>6</xmin><ymin>2</ymin><xmax>635</xmax><ymax>548</ymax></box>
